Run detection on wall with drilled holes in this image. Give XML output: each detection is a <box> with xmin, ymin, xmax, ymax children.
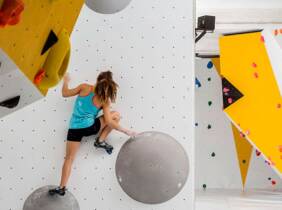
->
<box><xmin>0</xmin><ymin>1</ymin><xmax>194</xmax><ymax>210</ymax></box>
<box><xmin>195</xmin><ymin>58</ymin><xmax>282</xmax><ymax>190</ymax></box>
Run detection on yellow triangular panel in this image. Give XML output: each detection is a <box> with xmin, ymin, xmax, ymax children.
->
<box><xmin>232</xmin><ymin>125</ymin><xmax>253</xmax><ymax>187</ymax></box>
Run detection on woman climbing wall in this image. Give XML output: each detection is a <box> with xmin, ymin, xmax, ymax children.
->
<box><xmin>49</xmin><ymin>71</ymin><xmax>136</xmax><ymax>196</ymax></box>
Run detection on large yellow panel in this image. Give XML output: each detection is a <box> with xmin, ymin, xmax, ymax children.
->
<box><xmin>220</xmin><ymin>32</ymin><xmax>282</xmax><ymax>176</ymax></box>
<box><xmin>0</xmin><ymin>0</ymin><xmax>84</xmax><ymax>94</ymax></box>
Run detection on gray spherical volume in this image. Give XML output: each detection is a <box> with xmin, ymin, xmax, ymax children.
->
<box><xmin>115</xmin><ymin>131</ymin><xmax>189</xmax><ymax>204</ymax></box>
<box><xmin>23</xmin><ymin>186</ymin><xmax>80</xmax><ymax>210</ymax></box>
<box><xmin>85</xmin><ymin>0</ymin><xmax>132</xmax><ymax>14</ymax></box>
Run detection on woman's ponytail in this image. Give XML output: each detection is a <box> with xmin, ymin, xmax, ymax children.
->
<box><xmin>94</xmin><ymin>71</ymin><xmax>118</xmax><ymax>104</ymax></box>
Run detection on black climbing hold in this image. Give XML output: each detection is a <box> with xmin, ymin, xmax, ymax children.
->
<box><xmin>208</xmin><ymin>101</ymin><xmax>212</xmax><ymax>106</ymax></box>
<box><xmin>203</xmin><ymin>184</ymin><xmax>207</xmax><ymax>189</ymax></box>
<box><xmin>41</xmin><ymin>30</ymin><xmax>58</xmax><ymax>55</ymax></box>
<box><xmin>222</xmin><ymin>77</ymin><xmax>244</xmax><ymax>109</ymax></box>
<box><xmin>211</xmin><ymin>152</ymin><xmax>215</xmax><ymax>157</ymax></box>
<box><xmin>242</xmin><ymin>160</ymin><xmax>246</xmax><ymax>164</ymax></box>
<box><xmin>0</xmin><ymin>95</ymin><xmax>20</xmax><ymax>109</ymax></box>
<box><xmin>207</xmin><ymin>124</ymin><xmax>212</xmax><ymax>129</ymax></box>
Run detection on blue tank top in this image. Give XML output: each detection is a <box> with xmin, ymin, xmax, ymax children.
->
<box><xmin>69</xmin><ymin>92</ymin><xmax>101</xmax><ymax>129</ymax></box>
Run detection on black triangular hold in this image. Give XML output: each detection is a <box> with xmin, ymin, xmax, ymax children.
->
<box><xmin>0</xmin><ymin>95</ymin><xmax>21</xmax><ymax>109</ymax></box>
<box><xmin>41</xmin><ymin>30</ymin><xmax>58</xmax><ymax>55</ymax></box>
<box><xmin>222</xmin><ymin>78</ymin><xmax>244</xmax><ymax>109</ymax></box>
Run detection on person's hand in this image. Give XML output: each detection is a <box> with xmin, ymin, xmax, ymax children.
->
<box><xmin>63</xmin><ymin>73</ymin><xmax>70</xmax><ymax>83</ymax></box>
<box><xmin>124</xmin><ymin>129</ymin><xmax>138</xmax><ymax>138</ymax></box>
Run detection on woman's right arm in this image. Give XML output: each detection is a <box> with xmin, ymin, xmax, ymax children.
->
<box><xmin>102</xmin><ymin>102</ymin><xmax>136</xmax><ymax>136</ymax></box>
<box><xmin>62</xmin><ymin>74</ymin><xmax>84</xmax><ymax>98</ymax></box>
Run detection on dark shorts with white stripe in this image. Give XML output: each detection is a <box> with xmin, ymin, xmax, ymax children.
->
<box><xmin>67</xmin><ymin>118</ymin><xmax>101</xmax><ymax>142</ymax></box>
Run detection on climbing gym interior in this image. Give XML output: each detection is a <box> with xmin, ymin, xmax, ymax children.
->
<box><xmin>195</xmin><ymin>0</ymin><xmax>282</xmax><ymax>210</ymax></box>
<box><xmin>0</xmin><ymin>0</ymin><xmax>193</xmax><ymax>210</ymax></box>
<box><xmin>1</xmin><ymin>0</ymin><xmax>282</xmax><ymax>210</ymax></box>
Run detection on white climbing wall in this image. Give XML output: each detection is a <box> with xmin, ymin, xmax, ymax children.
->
<box><xmin>0</xmin><ymin>49</ymin><xmax>43</xmax><ymax>118</ymax></box>
<box><xmin>195</xmin><ymin>58</ymin><xmax>282</xmax><ymax>190</ymax></box>
<box><xmin>0</xmin><ymin>0</ymin><xmax>194</xmax><ymax>210</ymax></box>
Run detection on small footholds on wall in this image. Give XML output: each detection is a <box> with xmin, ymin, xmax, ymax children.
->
<box><xmin>253</xmin><ymin>72</ymin><xmax>259</xmax><ymax>79</ymax></box>
<box><xmin>255</xmin><ymin>150</ymin><xmax>261</xmax><ymax>156</ymax></box>
<box><xmin>207</xmin><ymin>61</ymin><xmax>213</xmax><ymax>69</ymax></box>
<box><xmin>195</xmin><ymin>78</ymin><xmax>201</xmax><ymax>88</ymax></box>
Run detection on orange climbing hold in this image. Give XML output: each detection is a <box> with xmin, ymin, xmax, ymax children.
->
<box><xmin>0</xmin><ymin>0</ymin><xmax>24</xmax><ymax>28</ymax></box>
<box><xmin>33</xmin><ymin>69</ymin><xmax>46</xmax><ymax>85</ymax></box>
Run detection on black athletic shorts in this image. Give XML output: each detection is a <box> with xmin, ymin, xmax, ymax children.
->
<box><xmin>67</xmin><ymin>118</ymin><xmax>101</xmax><ymax>142</ymax></box>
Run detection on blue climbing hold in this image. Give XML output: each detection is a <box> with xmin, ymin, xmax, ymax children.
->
<box><xmin>207</xmin><ymin>61</ymin><xmax>213</xmax><ymax>69</ymax></box>
<box><xmin>195</xmin><ymin>78</ymin><xmax>201</xmax><ymax>88</ymax></box>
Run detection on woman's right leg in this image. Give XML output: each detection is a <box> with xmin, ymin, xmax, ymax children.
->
<box><xmin>59</xmin><ymin>141</ymin><xmax>80</xmax><ymax>187</ymax></box>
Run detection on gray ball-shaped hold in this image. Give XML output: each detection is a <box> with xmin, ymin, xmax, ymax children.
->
<box><xmin>115</xmin><ymin>131</ymin><xmax>189</xmax><ymax>204</ymax></box>
<box><xmin>85</xmin><ymin>0</ymin><xmax>132</xmax><ymax>14</ymax></box>
<box><xmin>23</xmin><ymin>185</ymin><xmax>79</xmax><ymax>210</ymax></box>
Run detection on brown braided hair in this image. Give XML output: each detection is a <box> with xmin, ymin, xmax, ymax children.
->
<box><xmin>94</xmin><ymin>71</ymin><xmax>118</xmax><ymax>104</ymax></box>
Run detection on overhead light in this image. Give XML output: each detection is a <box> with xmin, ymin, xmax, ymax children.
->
<box><xmin>195</xmin><ymin>15</ymin><xmax>216</xmax><ymax>43</ymax></box>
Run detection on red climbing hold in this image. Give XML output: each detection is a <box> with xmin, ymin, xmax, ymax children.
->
<box><xmin>274</xmin><ymin>29</ymin><xmax>279</xmax><ymax>36</ymax></box>
<box><xmin>34</xmin><ymin>68</ymin><xmax>46</xmax><ymax>85</ymax></box>
<box><xmin>227</xmin><ymin>98</ymin><xmax>233</xmax><ymax>104</ymax></box>
<box><xmin>271</xmin><ymin>180</ymin><xmax>276</xmax><ymax>185</ymax></box>
<box><xmin>254</xmin><ymin>72</ymin><xmax>259</xmax><ymax>78</ymax></box>
<box><xmin>252</xmin><ymin>62</ymin><xmax>257</xmax><ymax>68</ymax></box>
<box><xmin>239</xmin><ymin>132</ymin><xmax>245</xmax><ymax>138</ymax></box>
<box><xmin>278</xmin><ymin>145</ymin><xmax>282</xmax><ymax>153</ymax></box>
<box><xmin>0</xmin><ymin>0</ymin><xmax>24</xmax><ymax>28</ymax></box>
<box><xmin>277</xmin><ymin>103</ymin><xmax>281</xmax><ymax>109</ymax></box>
<box><xmin>255</xmin><ymin>150</ymin><xmax>261</xmax><ymax>156</ymax></box>
<box><xmin>260</xmin><ymin>36</ymin><xmax>265</xmax><ymax>43</ymax></box>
